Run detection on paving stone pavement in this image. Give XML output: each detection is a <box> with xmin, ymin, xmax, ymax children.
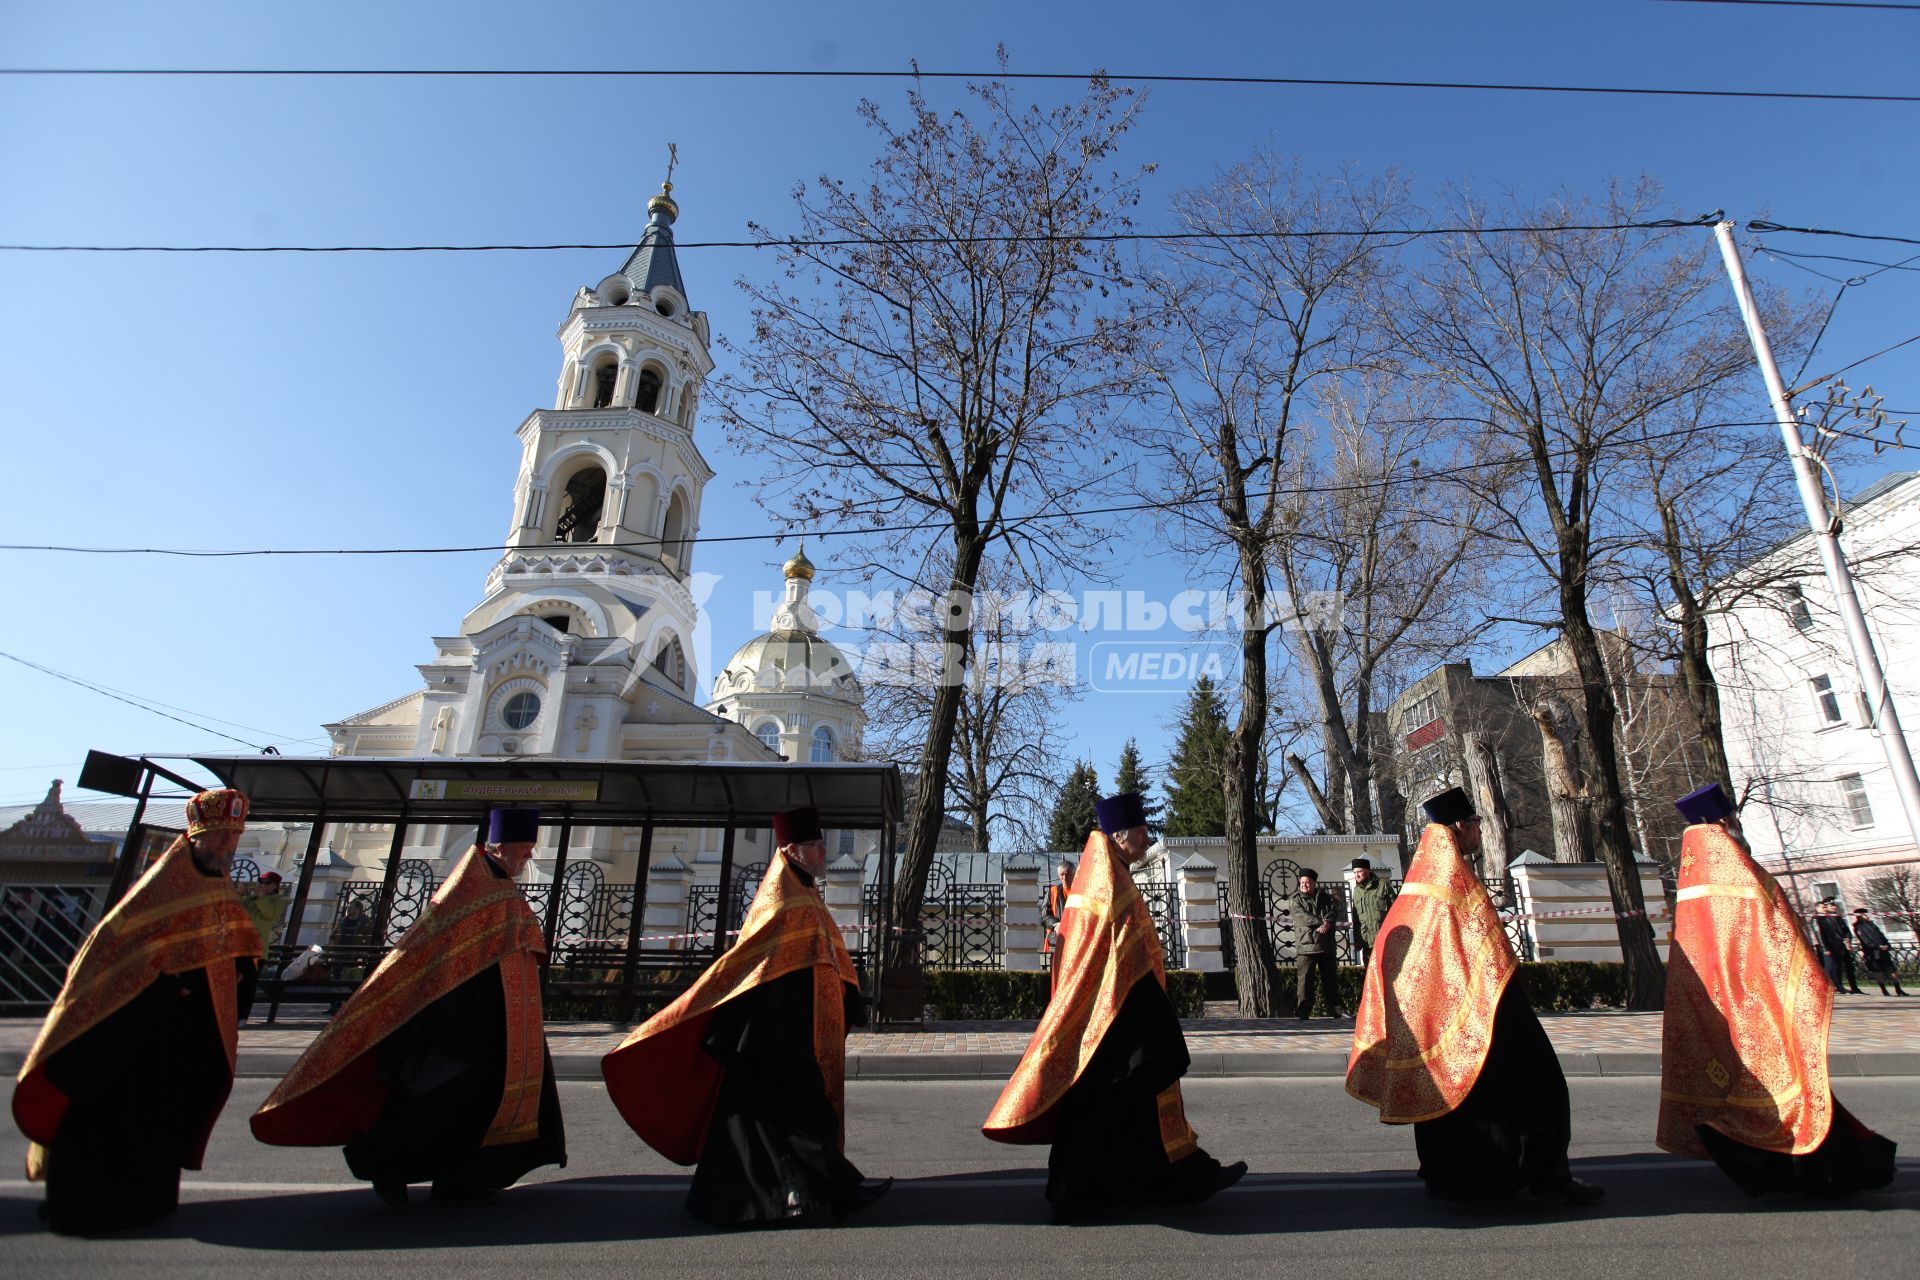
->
<box><xmin>4</xmin><ymin>995</ymin><xmax>1916</xmax><ymax>1077</ymax></box>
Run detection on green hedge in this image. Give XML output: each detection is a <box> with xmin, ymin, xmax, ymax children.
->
<box><xmin>923</xmin><ymin>968</ymin><xmax>1207</xmax><ymax>1020</ymax></box>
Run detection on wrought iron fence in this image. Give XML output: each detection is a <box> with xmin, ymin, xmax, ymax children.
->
<box><xmin>862</xmin><ymin>863</ymin><xmax>1003</xmax><ymax>969</ymax></box>
<box><xmin>1137</xmin><ymin>878</ymin><xmax>1186</xmax><ymax>969</ymax></box>
<box><xmin>0</xmin><ymin>885</ymin><xmax>102</xmax><ymax>1013</ymax></box>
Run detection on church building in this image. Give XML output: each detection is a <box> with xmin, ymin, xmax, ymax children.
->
<box><xmin>322</xmin><ymin>179</ymin><xmax>801</xmax><ymax>882</ymax></box>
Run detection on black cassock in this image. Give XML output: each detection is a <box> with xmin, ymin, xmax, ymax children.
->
<box><xmin>686</xmin><ymin>967</ymin><xmax>867</xmax><ymax>1226</ymax></box>
<box><xmin>1694</xmin><ymin>1103</ymin><xmax>1896</xmax><ymax>1197</ymax></box>
<box><xmin>1413</xmin><ymin>983</ymin><xmax>1574</xmax><ymax>1200</ymax></box>
<box><xmin>343</xmin><ymin>965</ymin><xmax>566</xmax><ymax>1194</ymax></box>
<box><xmin>1047</xmin><ymin>973</ymin><xmax>1232</xmax><ymax>1220</ymax></box>
<box><xmin>40</xmin><ymin>958</ymin><xmax>257</xmax><ymax>1235</ymax></box>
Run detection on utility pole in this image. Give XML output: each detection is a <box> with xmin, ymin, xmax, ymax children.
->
<box><xmin>1713</xmin><ymin>220</ymin><xmax>1920</xmax><ymax>853</ymax></box>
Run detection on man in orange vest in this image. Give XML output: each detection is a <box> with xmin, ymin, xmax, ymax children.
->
<box><xmin>251</xmin><ymin>807</ymin><xmax>566</xmax><ymax>1207</ymax></box>
<box><xmin>984</xmin><ymin>792</ymin><xmax>1245</xmax><ymax>1223</ymax></box>
<box><xmin>601</xmin><ymin>805</ymin><xmax>889</xmax><ymax>1226</ymax></box>
<box><xmin>1659</xmin><ymin>782</ymin><xmax>1896</xmax><ymax>1195</ymax></box>
<box><xmin>13</xmin><ymin>788</ymin><xmax>263</xmax><ymax>1234</ymax></box>
<box><xmin>1347</xmin><ymin>786</ymin><xmax>1601</xmax><ymax>1206</ymax></box>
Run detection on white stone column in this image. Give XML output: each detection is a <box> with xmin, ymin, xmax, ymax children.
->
<box><xmin>642</xmin><ymin>855</ymin><xmax>692</xmax><ymax>953</ymax></box>
<box><xmin>1002</xmin><ymin>859</ymin><xmax>1043</xmax><ymax>972</ymax></box>
<box><xmin>1507</xmin><ymin>851</ymin><xmax>1672</xmax><ymax>961</ymax></box>
<box><xmin>1178</xmin><ymin>854</ymin><xmax>1224</xmax><ymax>973</ymax></box>
<box><xmin>824</xmin><ymin>853</ymin><xmax>864</xmax><ymax>939</ymax></box>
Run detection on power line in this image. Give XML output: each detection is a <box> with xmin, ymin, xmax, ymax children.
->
<box><xmin>0</xmin><ymin>214</ymin><xmax>1723</xmax><ymax>256</ymax></box>
<box><xmin>1657</xmin><ymin>0</ymin><xmax>1920</xmax><ymax>10</ymax></box>
<box><xmin>0</xmin><ymin>64</ymin><xmax>1912</xmax><ymax>103</ymax></box>
<box><xmin>0</xmin><ymin>649</ymin><xmax>267</xmax><ymax>750</ymax></box>
<box><xmin>1748</xmin><ymin>220</ymin><xmax>1920</xmax><ymax>248</ymax></box>
<box><xmin>0</xmin><ymin>418</ymin><xmax>1804</xmax><ymax>561</ymax></box>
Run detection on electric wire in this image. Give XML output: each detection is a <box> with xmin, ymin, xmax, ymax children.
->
<box><xmin>0</xmin><ymin>650</ymin><xmax>268</xmax><ymax>750</ymax></box>
<box><xmin>0</xmin><ymin>64</ymin><xmax>1912</xmax><ymax>104</ymax></box>
<box><xmin>0</xmin><ymin>418</ymin><xmax>1821</xmax><ymax>561</ymax></box>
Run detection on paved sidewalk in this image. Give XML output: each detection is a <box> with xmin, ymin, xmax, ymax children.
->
<box><xmin>5</xmin><ymin>997</ymin><xmax>1916</xmax><ymax>1080</ymax></box>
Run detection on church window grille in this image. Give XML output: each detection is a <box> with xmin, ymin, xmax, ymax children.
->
<box><xmin>502</xmin><ymin>692</ymin><xmax>541</xmax><ymax>730</ymax></box>
<box><xmin>810</xmin><ymin>725</ymin><xmax>835</xmax><ymax>763</ymax></box>
<box><xmin>637</xmin><ymin>367</ymin><xmax>663</xmax><ymax>414</ymax></box>
<box><xmin>754</xmin><ymin>721</ymin><xmax>781</xmax><ymax>754</ymax></box>
<box><xmin>555</xmin><ymin>466</ymin><xmax>606</xmax><ymax>543</ymax></box>
<box><xmin>591</xmin><ymin>361</ymin><xmax>618</xmax><ymax>409</ymax></box>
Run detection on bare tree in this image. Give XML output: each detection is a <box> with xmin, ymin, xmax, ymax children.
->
<box><xmin>1128</xmin><ymin>155</ymin><xmax>1410</xmax><ymax>1015</ymax></box>
<box><xmin>716</xmin><ymin>61</ymin><xmax>1146</xmax><ymax>971</ymax></box>
<box><xmin>1394</xmin><ymin>181</ymin><xmax>1758</xmax><ymax>1008</ymax></box>
<box><xmin>1273</xmin><ymin>379</ymin><xmax>1497</xmax><ymax>835</ymax></box>
<box><xmin>862</xmin><ymin>557</ymin><xmax>1075</xmax><ymax>850</ymax></box>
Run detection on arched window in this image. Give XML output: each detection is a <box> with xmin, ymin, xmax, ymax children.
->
<box><xmin>650</xmin><ymin>634</ymin><xmax>686</xmax><ymax>686</ymax></box>
<box><xmin>810</xmin><ymin>725</ymin><xmax>835</xmax><ymax>763</ymax></box>
<box><xmin>591</xmin><ymin>361</ymin><xmax>618</xmax><ymax>409</ymax></box>
<box><xmin>662</xmin><ymin>489</ymin><xmax>690</xmax><ymax>571</ymax></box>
<box><xmin>554</xmin><ymin>465</ymin><xmax>607</xmax><ymax>544</ymax></box>
<box><xmin>754</xmin><ymin>721</ymin><xmax>781</xmax><ymax>754</ymax></box>
<box><xmin>636</xmin><ymin>367</ymin><xmax>663</xmax><ymax>414</ymax></box>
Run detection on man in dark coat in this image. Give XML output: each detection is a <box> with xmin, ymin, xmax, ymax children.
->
<box><xmin>252</xmin><ymin>807</ymin><xmax>566</xmax><ymax>1207</ymax></box>
<box><xmin>985</xmin><ymin>792</ymin><xmax>1245</xmax><ymax>1223</ymax></box>
<box><xmin>603</xmin><ymin>805</ymin><xmax>889</xmax><ymax>1227</ymax></box>
<box><xmin>1814</xmin><ymin>901</ymin><xmax>1866</xmax><ymax>994</ymax></box>
<box><xmin>1348</xmin><ymin>858</ymin><xmax>1396</xmax><ymax>968</ymax></box>
<box><xmin>13</xmin><ymin>788</ymin><xmax>263</xmax><ymax>1235</ymax></box>
<box><xmin>1290</xmin><ymin>869</ymin><xmax>1343</xmax><ymax>1018</ymax></box>
<box><xmin>1851</xmin><ymin>908</ymin><xmax>1909</xmax><ymax>997</ymax></box>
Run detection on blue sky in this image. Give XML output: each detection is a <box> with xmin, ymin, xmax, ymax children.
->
<box><xmin>2</xmin><ymin>0</ymin><xmax>1917</xmax><ymax>821</ymax></box>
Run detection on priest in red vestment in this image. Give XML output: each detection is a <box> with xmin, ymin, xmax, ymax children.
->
<box><xmin>13</xmin><ymin>788</ymin><xmax>263</xmax><ymax>1234</ymax></box>
<box><xmin>251</xmin><ymin>806</ymin><xmax>565</xmax><ymax>1207</ymax></box>
<box><xmin>1658</xmin><ymin>782</ymin><xmax>1896</xmax><ymax>1196</ymax></box>
<box><xmin>601</xmin><ymin>805</ymin><xmax>889</xmax><ymax>1226</ymax></box>
<box><xmin>1347</xmin><ymin>786</ymin><xmax>1601</xmax><ymax>1206</ymax></box>
<box><xmin>984</xmin><ymin>792</ymin><xmax>1244</xmax><ymax>1223</ymax></box>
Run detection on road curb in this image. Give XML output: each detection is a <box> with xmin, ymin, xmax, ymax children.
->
<box><xmin>5</xmin><ymin>1049</ymin><xmax>1916</xmax><ymax>1082</ymax></box>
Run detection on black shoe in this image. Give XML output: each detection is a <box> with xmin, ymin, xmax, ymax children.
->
<box><xmin>1190</xmin><ymin>1160</ymin><xmax>1248</xmax><ymax>1205</ymax></box>
<box><xmin>1531</xmin><ymin>1177</ymin><xmax>1605</xmax><ymax>1206</ymax></box>
<box><xmin>1295</xmin><ymin>1011</ymin><xmax>1311</xmax><ymax>1021</ymax></box>
<box><xmin>372</xmin><ymin>1178</ymin><xmax>409</xmax><ymax>1209</ymax></box>
<box><xmin>833</xmin><ymin>1177</ymin><xmax>892</xmax><ymax>1221</ymax></box>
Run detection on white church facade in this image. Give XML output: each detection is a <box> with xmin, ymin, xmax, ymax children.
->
<box><xmin>320</xmin><ymin>181</ymin><xmax>866</xmax><ymax>884</ymax></box>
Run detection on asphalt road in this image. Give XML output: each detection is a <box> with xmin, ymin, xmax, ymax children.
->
<box><xmin>4</xmin><ymin>1077</ymin><xmax>1916</xmax><ymax>1279</ymax></box>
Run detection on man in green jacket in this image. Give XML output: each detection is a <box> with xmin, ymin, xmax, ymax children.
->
<box><xmin>1347</xmin><ymin>858</ymin><xmax>1396</xmax><ymax>969</ymax></box>
<box><xmin>1288</xmin><ymin>869</ymin><xmax>1343</xmax><ymax>1020</ymax></box>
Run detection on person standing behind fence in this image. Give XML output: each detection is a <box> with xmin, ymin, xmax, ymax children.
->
<box><xmin>984</xmin><ymin>792</ymin><xmax>1245</xmax><ymax>1224</ymax></box>
<box><xmin>1658</xmin><ymin>783</ymin><xmax>1896</xmax><ymax>1195</ymax></box>
<box><xmin>1348</xmin><ymin>858</ymin><xmax>1396</xmax><ymax>970</ymax></box>
<box><xmin>601</xmin><ymin>805</ymin><xmax>889</xmax><ymax>1227</ymax></box>
<box><xmin>1290</xmin><ymin>870</ymin><xmax>1344</xmax><ymax>1019</ymax></box>
<box><xmin>1814</xmin><ymin>901</ymin><xmax>1867</xmax><ymax>995</ymax></box>
<box><xmin>12</xmin><ymin>788</ymin><xmax>263</xmax><ymax>1235</ymax></box>
<box><xmin>1851</xmin><ymin>908</ymin><xmax>1909</xmax><ymax>998</ymax></box>
<box><xmin>1043</xmin><ymin>861</ymin><xmax>1074</xmax><ymax>992</ymax></box>
<box><xmin>251</xmin><ymin>807</ymin><xmax>565</xmax><ymax>1208</ymax></box>
<box><xmin>1347</xmin><ymin>786</ymin><xmax>1602</xmax><ymax>1207</ymax></box>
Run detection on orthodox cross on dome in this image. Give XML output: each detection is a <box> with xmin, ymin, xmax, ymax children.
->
<box><xmin>664</xmin><ymin>141</ymin><xmax>678</xmax><ymax>189</ymax></box>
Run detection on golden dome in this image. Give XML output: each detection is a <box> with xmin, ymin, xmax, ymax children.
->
<box><xmin>648</xmin><ymin>181</ymin><xmax>679</xmax><ymax>223</ymax></box>
<box><xmin>782</xmin><ymin>541</ymin><xmax>816</xmax><ymax>581</ymax></box>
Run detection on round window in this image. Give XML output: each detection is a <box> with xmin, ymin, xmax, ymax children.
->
<box><xmin>502</xmin><ymin>691</ymin><xmax>541</xmax><ymax>729</ymax></box>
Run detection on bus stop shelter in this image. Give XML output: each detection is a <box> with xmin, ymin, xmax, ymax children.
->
<box><xmin>101</xmin><ymin>754</ymin><xmax>906</xmax><ymax>1019</ymax></box>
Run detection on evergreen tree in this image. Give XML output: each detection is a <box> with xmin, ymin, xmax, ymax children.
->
<box><xmin>1046</xmin><ymin>760</ymin><xmax>1102</xmax><ymax>851</ymax></box>
<box><xmin>1112</xmin><ymin>738</ymin><xmax>1166</xmax><ymax>837</ymax></box>
<box><xmin>1164</xmin><ymin>676</ymin><xmax>1230</xmax><ymax>838</ymax></box>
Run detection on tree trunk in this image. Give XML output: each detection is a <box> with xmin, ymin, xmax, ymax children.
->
<box><xmin>1462</xmin><ymin>732</ymin><xmax>1514</xmax><ymax>882</ymax></box>
<box><xmin>1226</xmin><ymin>556</ymin><xmax>1285</xmax><ymax>1016</ymax></box>
<box><xmin>1287</xmin><ymin>752</ymin><xmax>1345</xmax><ymax>834</ymax></box>
<box><xmin>1659</xmin><ymin>500</ymin><xmax>1734</xmax><ymax>789</ymax></box>
<box><xmin>1557</xmin><ymin>574</ymin><xmax>1665</xmax><ymax>1009</ymax></box>
<box><xmin>888</xmin><ymin>536</ymin><xmax>988</xmax><ymax>973</ymax></box>
<box><xmin>1347</xmin><ymin>685</ymin><xmax>1377</xmax><ymax>832</ymax></box>
<box><xmin>1533</xmin><ymin>697</ymin><xmax>1595</xmax><ymax>865</ymax></box>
